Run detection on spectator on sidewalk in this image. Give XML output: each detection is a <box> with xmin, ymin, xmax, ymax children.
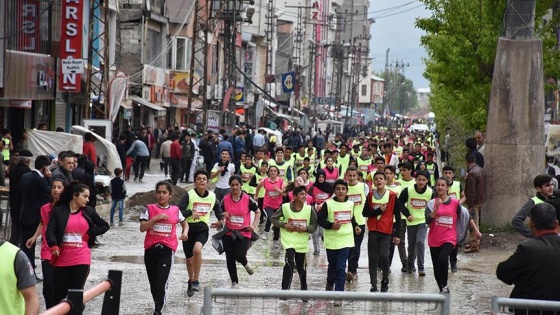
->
<box><xmin>126</xmin><ymin>137</ymin><xmax>150</xmax><ymax>182</ymax></box>
<box><xmin>0</xmin><ymin>240</ymin><xmax>39</xmax><ymax>314</ymax></box>
<box><xmin>170</xmin><ymin>134</ymin><xmax>182</xmax><ymax>185</ymax></box>
<box><xmin>181</xmin><ymin>133</ymin><xmax>195</xmax><ymax>183</ymax></box>
<box><xmin>8</xmin><ymin>149</ymin><xmax>33</xmax><ymax>246</ymax></box>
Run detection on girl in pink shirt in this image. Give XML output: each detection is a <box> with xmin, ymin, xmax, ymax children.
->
<box><xmin>218</xmin><ymin>175</ymin><xmax>261</xmax><ymax>288</ymax></box>
<box><xmin>322</xmin><ymin>157</ymin><xmax>339</xmax><ymax>183</ymax></box>
<box><xmin>255</xmin><ymin>166</ymin><xmax>284</xmax><ymax>241</ymax></box>
<box><xmin>25</xmin><ymin>177</ymin><xmax>66</xmax><ymax>309</ymax></box>
<box><xmin>140</xmin><ymin>181</ymin><xmax>189</xmax><ymax>314</ymax></box>
<box><xmin>46</xmin><ymin>182</ymin><xmax>110</xmax><ymax>305</ymax></box>
<box><xmin>425</xmin><ymin>177</ymin><xmax>462</xmax><ymax>294</ymax></box>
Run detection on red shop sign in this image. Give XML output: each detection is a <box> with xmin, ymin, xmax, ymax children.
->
<box><xmin>17</xmin><ymin>0</ymin><xmax>40</xmax><ymax>52</ymax></box>
<box><xmin>58</xmin><ymin>0</ymin><xmax>84</xmax><ymax>92</ymax></box>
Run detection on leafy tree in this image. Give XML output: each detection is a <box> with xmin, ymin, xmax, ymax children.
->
<box><xmin>380</xmin><ymin>71</ymin><xmax>419</xmax><ymax>114</ymax></box>
<box><xmin>416</xmin><ymin>0</ymin><xmax>560</xmax><ymax>132</ymax></box>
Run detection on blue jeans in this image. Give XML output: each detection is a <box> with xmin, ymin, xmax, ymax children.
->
<box><xmin>326</xmin><ymin>247</ymin><xmax>351</xmax><ymax>291</ymax></box>
<box><xmin>110</xmin><ymin>199</ymin><xmax>124</xmax><ymax>223</ymax></box>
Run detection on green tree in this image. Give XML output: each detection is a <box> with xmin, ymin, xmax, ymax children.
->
<box><xmin>381</xmin><ymin>71</ymin><xmax>419</xmax><ymax>115</ymax></box>
<box><xmin>416</xmin><ymin>0</ymin><xmax>560</xmax><ymax>132</ymax></box>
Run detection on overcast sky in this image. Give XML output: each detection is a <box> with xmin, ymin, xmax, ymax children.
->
<box><xmin>368</xmin><ymin>0</ymin><xmax>431</xmax><ymax>89</ymax></box>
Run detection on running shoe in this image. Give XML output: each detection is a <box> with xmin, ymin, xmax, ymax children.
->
<box><xmin>441</xmin><ymin>286</ymin><xmax>450</xmax><ymax>294</ymax></box>
<box><xmin>450</xmin><ymin>262</ymin><xmax>457</xmax><ymax>273</ymax></box>
<box><xmin>244</xmin><ymin>263</ymin><xmax>254</xmax><ymax>275</ymax></box>
<box><xmin>418</xmin><ymin>270</ymin><xmax>426</xmax><ymax>276</ymax></box>
<box><xmin>231</xmin><ymin>282</ymin><xmax>239</xmax><ymax>289</ymax></box>
<box><xmin>192</xmin><ymin>281</ymin><xmax>200</xmax><ymax>292</ymax></box>
<box><xmin>187</xmin><ymin>281</ymin><xmax>194</xmax><ymax>297</ymax></box>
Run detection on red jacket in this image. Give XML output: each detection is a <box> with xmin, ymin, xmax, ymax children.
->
<box><xmin>365</xmin><ymin>190</ymin><xmax>399</xmax><ymax>235</ymax></box>
<box><xmin>83</xmin><ymin>141</ymin><xmax>97</xmax><ymax>167</ymax></box>
<box><xmin>170</xmin><ymin>141</ymin><xmax>182</xmax><ymax>160</ymax></box>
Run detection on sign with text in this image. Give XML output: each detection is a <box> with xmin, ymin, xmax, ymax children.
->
<box><xmin>17</xmin><ymin>0</ymin><xmax>41</xmax><ymax>52</ymax></box>
<box><xmin>61</xmin><ymin>58</ymin><xmax>84</xmax><ymax>74</ymax></box>
<box><xmin>58</xmin><ymin>0</ymin><xmax>84</xmax><ymax>92</ymax></box>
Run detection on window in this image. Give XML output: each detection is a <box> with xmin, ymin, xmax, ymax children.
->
<box><xmin>168</xmin><ymin>37</ymin><xmax>191</xmax><ymax>70</ymax></box>
<box><xmin>361</xmin><ymin>84</ymin><xmax>367</xmax><ymax>96</ymax></box>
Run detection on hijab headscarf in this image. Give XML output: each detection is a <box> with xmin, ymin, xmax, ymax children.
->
<box><xmin>313</xmin><ymin>169</ymin><xmax>334</xmax><ymax>195</ymax></box>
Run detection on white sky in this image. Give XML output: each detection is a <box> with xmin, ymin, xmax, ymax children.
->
<box><xmin>368</xmin><ymin>0</ymin><xmax>431</xmax><ymax>89</ymax></box>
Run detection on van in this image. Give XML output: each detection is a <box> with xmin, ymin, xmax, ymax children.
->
<box><xmin>545</xmin><ymin>124</ymin><xmax>560</xmax><ymax>164</ymax></box>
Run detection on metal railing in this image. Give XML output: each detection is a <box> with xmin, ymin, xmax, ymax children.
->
<box><xmin>41</xmin><ymin>270</ymin><xmax>122</xmax><ymax>315</ymax></box>
<box><xmin>201</xmin><ymin>288</ymin><xmax>450</xmax><ymax>314</ymax></box>
<box><xmin>491</xmin><ymin>297</ymin><xmax>560</xmax><ymax>314</ymax></box>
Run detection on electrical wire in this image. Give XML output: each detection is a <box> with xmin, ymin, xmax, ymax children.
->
<box><xmin>235</xmin><ymin>64</ymin><xmax>279</xmax><ymax>103</ymax></box>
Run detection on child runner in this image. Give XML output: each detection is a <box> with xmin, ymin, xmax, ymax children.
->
<box><xmin>140</xmin><ymin>181</ymin><xmax>188</xmax><ymax>315</ymax></box>
<box><xmin>109</xmin><ymin>168</ymin><xmax>126</xmax><ymax>226</ymax></box>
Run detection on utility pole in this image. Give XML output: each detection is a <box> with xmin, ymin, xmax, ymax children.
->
<box><xmin>86</xmin><ymin>0</ymin><xmax>110</xmax><ymax>119</ymax></box>
<box><xmin>330</xmin><ymin>12</ymin><xmax>344</xmax><ymax>115</ymax></box>
<box><xmin>382</xmin><ymin>48</ymin><xmax>389</xmax><ymax>125</ymax></box>
<box><xmin>264</xmin><ymin>0</ymin><xmax>275</xmax><ymax>100</ymax></box>
<box><xmin>187</xmin><ymin>0</ymin><xmax>210</xmax><ymax>129</ymax></box>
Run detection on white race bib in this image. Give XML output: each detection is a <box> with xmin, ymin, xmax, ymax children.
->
<box><xmin>151</xmin><ymin>223</ymin><xmax>172</xmax><ymax>236</ymax></box>
<box><xmin>288</xmin><ymin>218</ymin><xmax>307</xmax><ymax>229</ymax></box>
<box><xmin>359</xmin><ymin>165</ymin><xmax>368</xmax><ymax>172</ymax></box>
<box><xmin>436</xmin><ymin>215</ymin><xmax>453</xmax><ymax>227</ymax></box>
<box><xmin>62</xmin><ymin>233</ymin><xmax>83</xmax><ymax>248</ymax></box>
<box><xmin>410</xmin><ymin>198</ymin><xmax>427</xmax><ymax>209</ymax></box>
<box><xmin>193</xmin><ymin>202</ymin><xmax>211</xmax><ymax>215</ymax></box>
<box><xmin>334</xmin><ymin>211</ymin><xmax>352</xmax><ymax>224</ymax></box>
<box><xmin>268</xmin><ymin>191</ymin><xmax>280</xmax><ymax>198</ymax></box>
<box><xmin>229</xmin><ymin>215</ymin><xmax>244</xmax><ymax>225</ymax></box>
<box><xmin>348</xmin><ymin>194</ymin><xmax>362</xmax><ymax>205</ymax></box>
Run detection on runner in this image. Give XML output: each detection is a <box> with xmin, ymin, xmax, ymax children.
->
<box><xmin>362</xmin><ymin>171</ymin><xmax>401</xmax><ymax>292</ymax></box>
<box><xmin>398</xmin><ymin>170</ymin><xmax>433</xmax><ymax>276</ymax></box>
<box><xmin>217</xmin><ymin>175</ymin><xmax>261</xmax><ymax>288</ymax></box>
<box><xmin>271</xmin><ymin>186</ymin><xmax>317</xmax><ymax>295</ymax></box>
<box><xmin>442</xmin><ymin>165</ymin><xmax>465</xmax><ymax>273</ymax></box>
<box><xmin>322</xmin><ymin>157</ymin><xmax>339</xmax><ymax>183</ymax></box>
<box><xmin>425</xmin><ymin>177</ymin><xmax>481</xmax><ymax>293</ymax></box>
<box><xmin>308</xmin><ymin>169</ymin><xmax>334</xmax><ymax>255</ymax></box>
<box><xmin>318</xmin><ymin>179</ymin><xmax>359</xmax><ymax>305</ymax></box>
<box><xmin>512</xmin><ymin>175</ymin><xmax>555</xmax><ymax>238</ymax></box>
<box><xmin>211</xmin><ymin>149</ymin><xmax>236</xmax><ymax>213</ymax></box>
<box><xmin>46</xmin><ymin>182</ymin><xmax>110</xmax><ymax>305</ymax></box>
<box><xmin>140</xmin><ymin>181</ymin><xmax>188</xmax><ymax>315</ymax></box>
<box><xmin>269</xmin><ymin>147</ymin><xmax>293</xmax><ymax>182</ymax></box>
<box><xmin>285</xmin><ymin>176</ymin><xmax>314</xmax><ymax>205</ymax></box>
<box><xmin>177</xmin><ymin>170</ymin><xmax>219</xmax><ymax>297</ymax></box>
<box><xmin>25</xmin><ymin>177</ymin><xmax>66</xmax><ymax>308</ymax></box>
<box><xmin>345</xmin><ymin>166</ymin><xmax>369</xmax><ymax>282</ymax></box>
<box><xmin>250</xmin><ymin>161</ymin><xmax>268</xmax><ymax>225</ymax></box>
<box><xmin>239</xmin><ymin>155</ymin><xmax>258</xmax><ymax>196</ymax></box>
<box><xmin>255</xmin><ymin>165</ymin><xmax>285</xmax><ymax>241</ymax></box>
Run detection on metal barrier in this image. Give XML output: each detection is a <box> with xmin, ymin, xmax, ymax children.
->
<box><xmin>41</xmin><ymin>270</ymin><xmax>122</xmax><ymax>315</ymax></box>
<box><xmin>491</xmin><ymin>297</ymin><xmax>560</xmax><ymax>314</ymax></box>
<box><xmin>201</xmin><ymin>288</ymin><xmax>450</xmax><ymax>315</ymax></box>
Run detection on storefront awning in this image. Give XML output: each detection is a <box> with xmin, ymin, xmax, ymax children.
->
<box><xmin>171</xmin><ymin>94</ymin><xmax>203</xmax><ymax>109</ymax></box>
<box><xmin>271</xmin><ymin>112</ymin><xmax>293</xmax><ymax>122</ymax></box>
<box><xmin>130</xmin><ymin>95</ymin><xmax>166</xmax><ymax>112</ymax></box>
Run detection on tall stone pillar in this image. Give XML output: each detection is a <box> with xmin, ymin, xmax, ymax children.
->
<box><xmin>484</xmin><ymin>36</ymin><xmax>544</xmax><ymax>226</ymax></box>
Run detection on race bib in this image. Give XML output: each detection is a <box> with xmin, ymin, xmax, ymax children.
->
<box><xmin>325</xmin><ymin>178</ymin><xmax>336</xmax><ymax>183</ymax></box>
<box><xmin>288</xmin><ymin>218</ymin><xmax>308</xmax><ymax>229</ymax></box>
<box><xmin>193</xmin><ymin>202</ymin><xmax>211</xmax><ymax>215</ymax></box>
<box><xmin>279</xmin><ymin>169</ymin><xmax>286</xmax><ymax>177</ymax></box>
<box><xmin>449</xmin><ymin>192</ymin><xmax>458</xmax><ymax>200</ymax></box>
<box><xmin>268</xmin><ymin>191</ymin><xmax>280</xmax><ymax>198</ymax></box>
<box><xmin>243</xmin><ymin>172</ymin><xmax>252</xmax><ymax>180</ymax></box>
<box><xmin>151</xmin><ymin>223</ymin><xmax>172</xmax><ymax>237</ymax></box>
<box><xmin>410</xmin><ymin>198</ymin><xmax>427</xmax><ymax>209</ymax></box>
<box><xmin>348</xmin><ymin>194</ymin><xmax>362</xmax><ymax>205</ymax></box>
<box><xmin>229</xmin><ymin>215</ymin><xmax>244</xmax><ymax>225</ymax></box>
<box><xmin>62</xmin><ymin>233</ymin><xmax>83</xmax><ymax>248</ymax></box>
<box><xmin>359</xmin><ymin>165</ymin><xmax>368</xmax><ymax>172</ymax></box>
<box><xmin>436</xmin><ymin>215</ymin><xmax>453</xmax><ymax>228</ymax></box>
<box><xmin>317</xmin><ymin>193</ymin><xmax>329</xmax><ymax>201</ymax></box>
<box><xmin>334</xmin><ymin>211</ymin><xmax>352</xmax><ymax>224</ymax></box>
<box><xmin>428</xmin><ymin>169</ymin><xmax>435</xmax><ymax>174</ymax></box>
<box><xmin>296</xmin><ymin>160</ymin><xmax>303</xmax><ymax>166</ymax></box>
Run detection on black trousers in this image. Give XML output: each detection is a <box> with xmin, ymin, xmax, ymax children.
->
<box><xmin>449</xmin><ymin>245</ymin><xmax>458</xmax><ymax>264</ymax></box>
<box><xmin>368</xmin><ymin>231</ymin><xmax>392</xmax><ymax>287</ymax></box>
<box><xmin>53</xmin><ymin>264</ymin><xmax>90</xmax><ymax>305</ymax></box>
<box><xmin>133</xmin><ymin>156</ymin><xmax>150</xmax><ymax>180</ymax></box>
<box><xmin>20</xmin><ymin>224</ymin><xmax>38</xmax><ymax>270</ymax></box>
<box><xmin>181</xmin><ymin>158</ymin><xmax>193</xmax><ymax>181</ymax></box>
<box><xmin>389</xmin><ymin>219</ymin><xmax>408</xmax><ymax>267</ymax></box>
<box><xmin>9</xmin><ymin>211</ymin><xmax>21</xmax><ymax>246</ymax></box>
<box><xmin>429</xmin><ymin>242</ymin><xmax>455</xmax><ymax>291</ymax></box>
<box><xmin>145</xmin><ymin>244</ymin><xmax>173</xmax><ymax>312</ymax></box>
<box><xmin>264</xmin><ymin>207</ymin><xmax>280</xmax><ymax>240</ymax></box>
<box><xmin>42</xmin><ymin>260</ymin><xmax>56</xmax><ymax>309</ymax></box>
<box><xmin>347</xmin><ymin>224</ymin><xmax>365</xmax><ymax>273</ymax></box>
<box><xmin>281</xmin><ymin>248</ymin><xmax>307</xmax><ymax>290</ymax></box>
<box><xmin>169</xmin><ymin>158</ymin><xmax>181</xmax><ymax>185</ymax></box>
<box><xmin>223</xmin><ymin>235</ymin><xmax>250</xmax><ymax>284</ymax></box>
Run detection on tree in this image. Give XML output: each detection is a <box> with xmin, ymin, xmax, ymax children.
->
<box><xmin>416</xmin><ymin>0</ymin><xmax>560</xmax><ymax>132</ymax></box>
<box><xmin>380</xmin><ymin>71</ymin><xmax>419</xmax><ymax>115</ymax></box>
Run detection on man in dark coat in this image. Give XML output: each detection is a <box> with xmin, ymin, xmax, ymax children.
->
<box><xmin>19</xmin><ymin>155</ymin><xmax>52</xmax><ymax>273</ymax></box>
<box><xmin>497</xmin><ymin>203</ymin><xmax>560</xmax><ymax>315</ymax></box>
<box><xmin>8</xmin><ymin>149</ymin><xmax>33</xmax><ymax>245</ymax></box>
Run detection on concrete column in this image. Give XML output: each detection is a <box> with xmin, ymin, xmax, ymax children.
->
<box><xmin>484</xmin><ymin>38</ymin><xmax>544</xmax><ymax>227</ymax></box>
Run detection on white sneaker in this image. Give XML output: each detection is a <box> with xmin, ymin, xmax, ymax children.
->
<box><xmin>231</xmin><ymin>282</ymin><xmax>239</xmax><ymax>289</ymax></box>
<box><xmin>244</xmin><ymin>263</ymin><xmax>254</xmax><ymax>275</ymax></box>
<box><xmin>262</xmin><ymin>232</ymin><xmax>268</xmax><ymax>240</ymax></box>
